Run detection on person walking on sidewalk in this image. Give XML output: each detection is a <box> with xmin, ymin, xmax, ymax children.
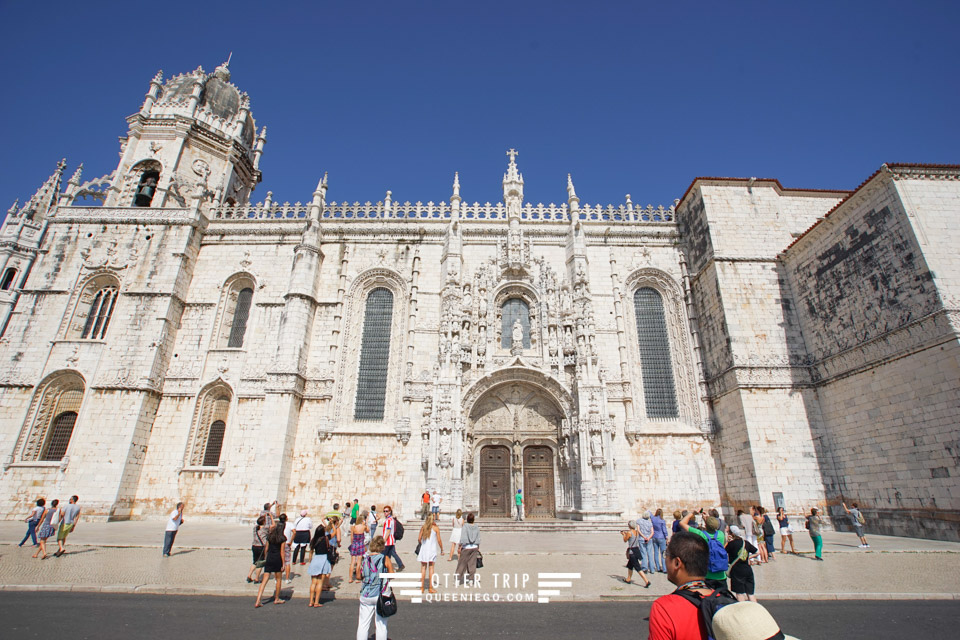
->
<box><xmin>456</xmin><ymin>512</ymin><xmax>480</xmax><ymax>585</ymax></box>
<box><xmin>349</xmin><ymin>512</ymin><xmax>369</xmax><ymax>582</ymax></box>
<box><xmin>357</xmin><ymin>536</ymin><xmax>393</xmax><ymax>640</ymax></box>
<box><xmin>417</xmin><ymin>514</ymin><xmax>442</xmax><ymax>594</ymax></box>
<box><xmin>162</xmin><ymin>501</ymin><xmax>184</xmax><ymax>557</ymax></box>
<box><xmin>379</xmin><ymin>505</ymin><xmax>405</xmax><ymax>571</ymax></box>
<box><xmin>776</xmin><ymin>507</ymin><xmax>796</xmax><ymax>554</ymax></box>
<box><xmin>307</xmin><ymin>523</ymin><xmax>332</xmax><ymax>607</ymax></box>
<box><xmin>254</xmin><ymin>519</ymin><xmax>287</xmax><ymax>607</ymax></box>
<box><xmin>843</xmin><ymin>502</ymin><xmax>870</xmax><ymax>548</ymax></box>
<box><xmin>55</xmin><ymin>495</ymin><xmax>81</xmax><ymax>557</ymax></box>
<box><xmin>637</xmin><ymin>511</ymin><xmax>656</xmax><ymax>573</ymax></box>
<box><xmin>759</xmin><ymin>507</ymin><xmax>776</xmax><ymax>561</ymax></box>
<box><xmin>19</xmin><ymin>498</ymin><xmax>45</xmax><ymax>548</ymax></box>
<box><xmin>33</xmin><ymin>499</ymin><xmax>58</xmax><ymax>559</ymax></box>
<box><xmin>292</xmin><ymin>509</ymin><xmax>313</xmax><ymax>565</ymax></box>
<box><xmin>515</xmin><ymin>489</ymin><xmax>523</xmax><ymax>521</ymax></box>
<box><xmin>651</xmin><ymin>508</ymin><xmax>669</xmax><ymax>573</ymax></box>
<box><xmin>805</xmin><ymin>507</ymin><xmax>824</xmax><ymax>561</ymax></box>
<box><xmin>420</xmin><ymin>490</ymin><xmax>430</xmax><ymax>520</ymax></box>
<box><xmin>621</xmin><ymin>520</ymin><xmax>651</xmax><ymax>587</ymax></box>
<box><xmin>280</xmin><ymin>513</ymin><xmax>295</xmax><ymax>583</ymax></box>
<box><xmin>448</xmin><ymin>508</ymin><xmax>464</xmax><ymax>561</ymax></box>
<box><xmin>725</xmin><ymin>525</ymin><xmax>759</xmax><ymax>603</ymax></box>
<box><xmin>247</xmin><ymin>515</ymin><xmax>268</xmax><ymax>583</ymax></box>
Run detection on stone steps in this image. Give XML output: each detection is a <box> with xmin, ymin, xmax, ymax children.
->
<box><xmin>414</xmin><ymin>519</ymin><xmax>625</xmax><ymax>533</ymax></box>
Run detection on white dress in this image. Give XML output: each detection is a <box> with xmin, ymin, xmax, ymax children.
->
<box><xmin>417</xmin><ymin>528</ymin><xmax>439</xmax><ymax>563</ymax></box>
<box><xmin>449</xmin><ymin>516</ymin><xmax>464</xmax><ymax>544</ymax></box>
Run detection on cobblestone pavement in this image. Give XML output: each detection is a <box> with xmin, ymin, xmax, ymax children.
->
<box><xmin>2</xmin><ymin>519</ymin><xmax>959</xmax><ymax>600</ymax></box>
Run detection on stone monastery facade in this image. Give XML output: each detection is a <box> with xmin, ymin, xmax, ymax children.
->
<box><xmin>1</xmin><ymin>61</ymin><xmax>958</xmax><ymax>539</ymax></box>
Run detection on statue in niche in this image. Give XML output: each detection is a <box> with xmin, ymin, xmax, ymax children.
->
<box><xmin>561</xmin><ymin>287</ymin><xmax>572</xmax><ymax>315</ymax></box>
<box><xmin>462</xmin><ymin>286</ymin><xmax>472</xmax><ymax>312</ymax></box>
<box><xmin>512</xmin><ymin>318</ymin><xmax>524</xmax><ymax>350</ymax></box>
<box><xmin>560</xmin><ymin>439</ymin><xmax>570</xmax><ymax>468</ymax></box>
<box><xmin>438</xmin><ymin>432</ymin><xmax>452</xmax><ymax>468</ymax></box>
<box><xmin>576</xmin><ymin>263</ymin><xmax>586</xmax><ymax>283</ymax></box>
<box><xmin>478</xmin><ymin>289</ymin><xmax>487</xmax><ymax>318</ymax></box>
<box><xmin>590</xmin><ymin>431</ymin><xmax>603</xmax><ymax>458</ymax></box>
<box><xmin>549</xmin><ymin>329</ymin><xmax>558</xmax><ymax>356</ymax></box>
<box><xmin>513</xmin><ymin>440</ymin><xmax>522</xmax><ymax>467</ymax></box>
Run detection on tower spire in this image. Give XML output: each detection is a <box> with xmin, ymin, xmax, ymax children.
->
<box><xmin>22</xmin><ymin>159</ymin><xmax>66</xmax><ymax>221</ymax></box>
<box><xmin>502</xmin><ymin>148</ymin><xmax>524</xmax><ymax>218</ymax></box>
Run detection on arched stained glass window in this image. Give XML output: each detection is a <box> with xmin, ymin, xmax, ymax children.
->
<box><xmin>227</xmin><ymin>287</ymin><xmax>253</xmax><ymax>348</ymax></box>
<box><xmin>203</xmin><ymin>420</ymin><xmax>227</xmax><ymax>467</ymax></box>
<box><xmin>500</xmin><ymin>298</ymin><xmax>530</xmax><ymax>348</ymax></box>
<box><xmin>633</xmin><ymin>288</ymin><xmax>678</xmax><ymax>418</ymax></box>
<box><xmin>81</xmin><ymin>287</ymin><xmax>117</xmax><ymax>340</ymax></box>
<box><xmin>354</xmin><ymin>287</ymin><xmax>394</xmax><ymax>420</ymax></box>
<box><xmin>21</xmin><ymin>374</ymin><xmax>85</xmax><ymax>462</ymax></box>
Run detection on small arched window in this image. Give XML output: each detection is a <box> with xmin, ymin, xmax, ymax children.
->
<box><xmin>500</xmin><ymin>298</ymin><xmax>530</xmax><ymax>348</ymax></box>
<box><xmin>227</xmin><ymin>288</ymin><xmax>253</xmax><ymax>347</ymax></box>
<box><xmin>81</xmin><ymin>286</ymin><xmax>117</xmax><ymax>340</ymax></box>
<box><xmin>189</xmin><ymin>387</ymin><xmax>231</xmax><ymax>467</ymax></box>
<box><xmin>354</xmin><ymin>287</ymin><xmax>394</xmax><ymax>421</ymax></box>
<box><xmin>133</xmin><ymin>169</ymin><xmax>160</xmax><ymax>207</ymax></box>
<box><xmin>1</xmin><ymin>267</ymin><xmax>17</xmax><ymax>291</ymax></box>
<box><xmin>633</xmin><ymin>288</ymin><xmax>678</xmax><ymax>418</ymax></box>
<box><xmin>19</xmin><ymin>372</ymin><xmax>85</xmax><ymax>462</ymax></box>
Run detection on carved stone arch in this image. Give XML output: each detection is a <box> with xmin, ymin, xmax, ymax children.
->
<box><xmin>185</xmin><ymin>378</ymin><xmax>233</xmax><ymax>468</ymax></box>
<box><xmin>212</xmin><ymin>272</ymin><xmax>258</xmax><ymax>349</ymax></box>
<box><xmin>334</xmin><ymin>267</ymin><xmax>408</xmax><ymax>424</ymax></box>
<box><xmin>622</xmin><ymin>268</ymin><xmax>700</xmax><ymax>425</ymax></box>
<box><xmin>492</xmin><ymin>282</ymin><xmax>540</xmax><ymax>351</ymax></box>
<box><xmin>463</xmin><ymin>366</ymin><xmax>576</xmax><ymax>422</ymax></box>
<box><xmin>63</xmin><ymin>271</ymin><xmax>122</xmax><ymax>340</ymax></box>
<box><xmin>12</xmin><ymin>370</ymin><xmax>87</xmax><ymax>463</ymax></box>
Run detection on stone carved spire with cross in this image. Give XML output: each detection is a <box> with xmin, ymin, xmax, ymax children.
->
<box><xmin>502</xmin><ymin>148</ymin><xmax>524</xmax><ymax>217</ymax></box>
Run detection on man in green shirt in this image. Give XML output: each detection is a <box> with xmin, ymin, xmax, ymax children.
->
<box><xmin>515</xmin><ymin>489</ymin><xmax>523</xmax><ymax>521</ymax></box>
<box><xmin>680</xmin><ymin>510</ymin><xmax>728</xmax><ymax>590</ymax></box>
<box><xmin>350</xmin><ymin>500</ymin><xmax>360</xmax><ymax>524</ymax></box>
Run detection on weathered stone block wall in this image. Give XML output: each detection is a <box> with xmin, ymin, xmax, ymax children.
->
<box><xmin>783</xmin><ymin>171</ymin><xmax>960</xmax><ymax>540</ymax></box>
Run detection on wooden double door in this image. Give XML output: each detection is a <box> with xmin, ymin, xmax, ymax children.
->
<box><xmin>479</xmin><ymin>444</ymin><xmax>556</xmax><ymax>518</ymax></box>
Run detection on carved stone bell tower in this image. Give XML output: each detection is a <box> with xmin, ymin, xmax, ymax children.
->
<box><xmin>105</xmin><ymin>57</ymin><xmax>267</xmax><ymax>211</ymax></box>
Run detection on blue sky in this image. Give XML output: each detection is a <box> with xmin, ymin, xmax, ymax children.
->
<box><xmin>1</xmin><ymin>1</ymin><xmax>957</xmax><ymax>214</ymax></box>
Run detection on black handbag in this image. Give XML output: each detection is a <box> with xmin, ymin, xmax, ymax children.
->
<box><xmin>475</xmin><ymin>551</ymin><xmax>484</xmax><ymax>569</ymax></box>
<box><xmin>414</xmin><ymin>541</ymin><xmax>422</xmax><ymax>555</ymax></box>
<box><xmin>377</xmin><ymin>587</ymin><xmax>398</xmax><ymax>617</ymax></box>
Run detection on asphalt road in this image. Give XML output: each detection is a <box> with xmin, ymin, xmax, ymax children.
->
<box><xmin>3</xmin><ymin>592</ymin><xmax>958</xmax><ymax>639</ymax></box>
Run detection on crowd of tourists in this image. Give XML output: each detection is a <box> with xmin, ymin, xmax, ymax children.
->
<box><xmin>622</xmin><ymin>503</ymin><xmax>870</xmax><ymax>601</ymax></box>
<box><xmin>222</xmin><ymin>496</ymin><xmax>480</xmax><ymax>640</ymax></box>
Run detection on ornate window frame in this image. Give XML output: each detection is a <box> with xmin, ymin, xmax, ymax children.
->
<box><xmin>8</xmin><ymin>370</ymin><xmax>86</xmax><ymax>467</ymax></box>
<box><xmin>623</xmin><ymin>269</ymin><xmax>700</xmax><ymax>425</ymax></box>
<box><xmin>183</xmin><ymin>379</ymin><xmax>233</xmax><ymax>472</ymax></box>
<box><xmin>63</xmin><ymin>272</ymin><xmax>122</xmax><ymax>341</ymax></box>
<box><xmin>335</xmin><ymin>268</ymin><xmax>407</xmax><ymax>426</ymax></box>
<box><xmin>493</xmin><ymin>283</ymin><xmax>539</xmax><ymax>353</ymax></box>
<box><xmin>211</xmin><ymin>273</ymin><xmax>257</xmax><ymax>350</ymax></box>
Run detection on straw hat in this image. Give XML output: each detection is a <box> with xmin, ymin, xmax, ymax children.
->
<box><xmin>713</xmin><ymin>601</ymin><xmax>800</xmax><ymax>640</ymax></box>
<box><xmin>729</xmin><ymin>525</ymin><xmax>744</xmax><ymax>538</ymax></box>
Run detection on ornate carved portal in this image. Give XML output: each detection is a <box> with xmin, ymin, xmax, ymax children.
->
<box><xmin>479</xmin><ymin>445</ymin><xmax>510</xmax><ymax>518</ymax></box>
<box><xmin>468</xmin><ymin>380</ymin><xmax>571</xmax><ymax>518</ymax></box>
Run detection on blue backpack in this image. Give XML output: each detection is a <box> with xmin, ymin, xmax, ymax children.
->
<box><xmin>705</xmin><ymin>531</ymin><xmax>729</xmax><ymax>574</ymax></box>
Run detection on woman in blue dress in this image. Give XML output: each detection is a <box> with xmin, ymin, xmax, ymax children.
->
<box><xmin>308</xmin><ymin>523</ymin><xmax>331</xmax><ymax>608</ymax></box>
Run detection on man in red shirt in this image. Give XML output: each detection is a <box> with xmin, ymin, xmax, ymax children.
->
<box><xmin>649</xmin><ymin>531</ymin><xmax>713</xmax><ymax>640</ymax></box>
<box><xmin>421</xmin><ymin>490</ymin><xmax>430</xmax><ymax>520</ymax></box>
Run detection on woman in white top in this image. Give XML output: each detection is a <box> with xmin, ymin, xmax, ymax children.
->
<box><xmin>448</xmin><ymin>509</ymin><xmax>464</xmax><ymax>561</ymax></box>
<box><xmin>416</xmin><ymin>514</ymin><xmax>442</xmax><ymax>594</ymax></box>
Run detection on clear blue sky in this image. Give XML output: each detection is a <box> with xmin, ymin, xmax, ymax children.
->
<box><xmin>1</xmin><ymin>1</ymin><xmax>957</xmax><ymax>213</ymax></box>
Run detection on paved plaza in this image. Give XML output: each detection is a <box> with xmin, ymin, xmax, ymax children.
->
<box><xmin>2</xmin><ymin>519</ymin><xmax>959</xmax><ymax>601</ymax></box>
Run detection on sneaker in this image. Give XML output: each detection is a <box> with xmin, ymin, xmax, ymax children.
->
<box><xmin>864</xmin><ymin>544</ymin><xmax>870</xmax><ymax>548</ymax></box>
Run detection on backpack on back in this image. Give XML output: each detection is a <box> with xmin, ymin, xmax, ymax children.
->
<box><xmin>705</xmin><ymin>531</ymin><xmax>729</xmax><ymax>574</ymax></box>
<box><xmin>673</xmin><ymin>587</ymin><xmax>739</xmax><ymax>640</ymax></box>
<box><xmin>856</xmin><ymin>511</ymin><xmax>865</xmax><ymax>525</ymax></box>
<box><xmin>393</xmin><ymin>518</ymin><xmax>405</xmax><ymax>541</ymax></box>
